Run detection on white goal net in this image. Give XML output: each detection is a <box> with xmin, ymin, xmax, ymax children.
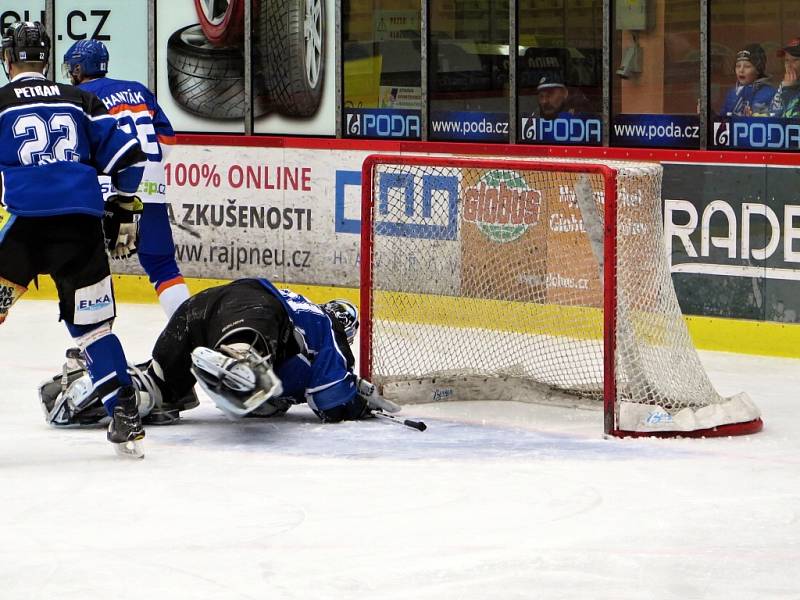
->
<box><xmin>359</xmin><ymin>154</ymin><xmax>762</xmax><ymax>437</ymax></box>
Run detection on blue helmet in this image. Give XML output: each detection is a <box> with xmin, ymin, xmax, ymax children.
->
<box><xmin>62</xmin><ymin>39</ymin><xmax>108</xmax><ymax>80</ymax></box>
<box><xmin>322</xmin><ymin>299</ymin><xmax>359</xmax><ymax>345</ymax></box>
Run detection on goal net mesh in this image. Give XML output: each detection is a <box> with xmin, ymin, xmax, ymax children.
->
<box><xmin>362</xmin><ymin>157</ymin><xmax>761</xmax><ymax>436</ymax></box>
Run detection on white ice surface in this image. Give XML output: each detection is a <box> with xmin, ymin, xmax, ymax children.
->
<box><xmin>0</xmin><ymin>300</ymin><xmax>798</xmax><ymax>600</ymax></box>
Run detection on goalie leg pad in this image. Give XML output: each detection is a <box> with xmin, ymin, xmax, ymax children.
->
<box><xmin>190</xmin><ymin>346</ymin><xmax>283</xmax><ymax>419</ymax></box>
<box><xmin>40</xmin><ymin>358</ymin><xmax>165</xmax><ymax>428</ymax></box>
<box><xmin>130</xmin><ymin>360</ymin><xmax>199</xmax><ymax>425</ymax></box>
<box><xmin>39</xmin><ymin>370</ymin><xmax>107</xmax><ymax>427</ymax></box>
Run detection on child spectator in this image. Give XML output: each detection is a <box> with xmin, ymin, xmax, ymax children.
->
<box><xmin>720</xmin><ymin>44</ymin><xmax>775</xmax><ymax>116</ymax></box>
<box><xmin>769</xmin><ymin>37</ymin><xmax>800</xmax><ymax>118</ymax></box>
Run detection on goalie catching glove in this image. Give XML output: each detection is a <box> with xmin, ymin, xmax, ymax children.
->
<box><xmin>103</xmin><ymin>194</ymin><xmax>143</xmax><ymax>259</ymax></box>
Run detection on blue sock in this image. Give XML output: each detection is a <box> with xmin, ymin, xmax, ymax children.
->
<box><xmin>66</xmin><ymin>323</ymin><xmax>131</xmax><ymax>414</ymax></box>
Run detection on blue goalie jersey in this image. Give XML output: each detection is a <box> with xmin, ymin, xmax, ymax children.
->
<box><xmin>255</xmin><ymin>279</ymin><xmax>358</xmax><ymax>412</ymax></box>
<box><xmin>0</xmin><ymin>73</ymin><xmax>145</xmax><ymax>217</ymax></box>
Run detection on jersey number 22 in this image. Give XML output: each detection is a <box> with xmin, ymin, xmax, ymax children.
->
<box><xmin>13</xmin><ymin>113</ymin><xmax>79</xmax><ymax>166</ymax></box>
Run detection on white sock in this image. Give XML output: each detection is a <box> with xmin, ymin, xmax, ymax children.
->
<box><xmin>158</xmin><ymin>282</ymin><xmax>190</xmax><ymax>317</ymax></box>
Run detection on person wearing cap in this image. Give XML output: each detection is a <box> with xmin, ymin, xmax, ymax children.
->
<box><xmin>720</xmin><ymin>44</ymin><xmax>775</xmax><ymax>117</ymax></box>
<box><xmin>769</xmin><ymin>37</ymin><xmax>800</xmax><ymax>118</ymax></box>
<box><xmin>536</xmin><ymin>73</ymin><xmax>587</xmax><ymax>119</ymax></box>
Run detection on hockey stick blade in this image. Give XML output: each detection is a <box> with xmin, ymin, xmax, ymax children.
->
<box><xmin>371</xmin><ymin>410</ymin><xmax>427</xmax><ymax>432</ymax></box>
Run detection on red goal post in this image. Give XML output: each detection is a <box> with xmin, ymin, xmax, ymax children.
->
<box><xmin>359</xmin><ymin>154</ymin><xmax>763</xmax><ymax>438</ymax></box>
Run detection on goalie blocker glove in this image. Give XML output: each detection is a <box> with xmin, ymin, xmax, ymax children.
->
<box><xmin>103</xmin><ymin>194</ymin><xmax>143</xmax><ymax>259</ymax></box>
<box><xmin>315</xmin><ymin>377</ymin><xmax>401</xmax><ymax>423</ymax></box>
<box><xmin>357</xmin><ymin>378</ymin><xmax>401</xmax><ymax>413</ymax></box>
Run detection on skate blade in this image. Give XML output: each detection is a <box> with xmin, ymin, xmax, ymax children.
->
<box><xmin>113</xmin><ymin>438</ymin><xmax>145</xmax><ymax>459</ymax></box>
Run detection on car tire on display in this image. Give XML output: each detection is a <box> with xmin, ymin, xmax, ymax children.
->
<box><xmin>194</xmin><ymin>0</ymin><xmax>245</xmax><ymax>46</ymax></box>
<box><xmin>167</xmin><ymin>24</ymin><xmax>268</xmax><ymax>120</ymax></box>
<box><xmin>255</xmin><ymin>0</ymin><xmax>325</xmax><ymax>118</ymax></box>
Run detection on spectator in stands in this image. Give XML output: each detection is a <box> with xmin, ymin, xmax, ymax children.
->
<box><xmin>769</xmin><ymin>299</ymin><xmax>797</xmax><ymax>323</ymax></box>
<box><xmin>720</xmin><ymin>44</ymin><xmax>775</xmax><ymax>116</ymax></box>
<box><xmin>535</xmin><ymin>73</ymin><xmax>589</xmax><ymax>119</ymax></box>
<box><xmin>769</xmin><ymin>37</ymin><xmax>800</xmax><ymax>118</ymax></box>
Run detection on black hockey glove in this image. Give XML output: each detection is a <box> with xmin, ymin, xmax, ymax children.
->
<box><xmin>316</xmin><ymin>378</ymin><xmax>401</xmax><ymax>423</ymax></box>
<box><xmin>103</xmin><ymin>195</ymin><xmax>144</xmax><ymax>260</ymax></box>
<box><xmin>317</xmin><ymin>394</ymin><xmax>370</xmax><ymax>423</ymax></box>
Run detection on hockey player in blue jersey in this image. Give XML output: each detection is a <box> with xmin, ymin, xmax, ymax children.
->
<box><xmin>62</xmin><ymin>39</ymin><xmax>190</xmax><ymax>317</ymax></box>
<box><xmin>0</xmin><ymin>22</ymin><xmax>148</xmax><ymax>457</ymax></box>
<box><xmin>40</xmin><ymin>278</ymin><xmax>399</xmax><ymax>427</ymax></box>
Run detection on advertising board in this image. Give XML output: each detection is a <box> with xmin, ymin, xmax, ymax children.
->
<box><xmin>54</xmin><ymin>0</ymin><xmax>148</xmax><ymax>85</ymax></box>
<box><xmin>108</xmin><ymin>144</ymin><xmax>800</xmax><ymax>326</ymax></box>
<box><xmin>155</xmin><ymin>0</ymin><xmax>335</xmax><ymax>135</ymax></box>
<box><xmin>664</xmin><ymin>163</ymin><xmax>800</xmax><ymax>322</ymax></box>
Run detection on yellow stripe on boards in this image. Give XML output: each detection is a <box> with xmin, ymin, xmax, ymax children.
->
<box><xmin>25</xmin><ymin>274</ymin><xmax>359</xmax><ymax>308</ymax></box>
<box><xmin>373</xmin><ymin>290</ymin><xmax>604</xmax><ymax>340</ymax></box>
<box><xmin>685</xmin><ymin>315</ymin><xmax>800</xmax><ymax>359</ymax></box>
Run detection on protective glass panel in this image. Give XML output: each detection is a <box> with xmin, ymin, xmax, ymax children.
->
<box><xmin>342</xmin><ymin>0</ymin><xmax>422</xmax><ymax>140</ymax></box>
<box><xmin>517</xmin><ymin>0</ymin><xmax>603</xmax><ymax>146</ymax></box>
<box><xmin>708</xmin><ymin>0</ymin><xmax>800</xmax><ymax>151</ymax></box>
<box><xmin>429</xmin><ymin>0</ymin><xmax>511</xmax><ymax>142</ymax></box>
<box><xmin>611</xmin><ymin>0</ymin><xmax>701</xmax><ymax>148</ymax></box>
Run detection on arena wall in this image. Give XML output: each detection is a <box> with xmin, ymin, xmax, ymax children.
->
<box><xmin>25</xmin><ymin>138</ymin><xmax>800</xmax><ymax>357</ymax></box>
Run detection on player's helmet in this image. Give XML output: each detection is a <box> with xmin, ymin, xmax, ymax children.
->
<box><xmin>322</xmin><ymin>299</ymin><xmax>359</xmax><ymax>345</ymax></box>
<box><xmin>2</xmin><ymin>21</ymin><xmax>50</xmax><ymax>65</ymax></box>
<box><xmin>62</xmin><ymin>39</ymin><xmax>108</xmax><ymax>80</ymax></box>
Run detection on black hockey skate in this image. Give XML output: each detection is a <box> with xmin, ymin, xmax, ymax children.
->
<box><xmin>107</xmin><ymin>386</ymin><xmax>146</xmax><ymax>459</ymax></box>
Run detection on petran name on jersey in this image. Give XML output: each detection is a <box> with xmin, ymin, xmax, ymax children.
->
<box><xmin>14</xmin><ymin>84</ymin><xmax>60</xmax><ymax>99</ymax></box>
<box><xmin>101</xmin><ymin>89</ymin><xmax>146</xmax><ymax>110</ymax></box>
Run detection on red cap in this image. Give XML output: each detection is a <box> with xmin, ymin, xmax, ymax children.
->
<box><xmin>778</xmin><ymin>37</ymin><xmax>800</xmax><ymax>58</ymax></box>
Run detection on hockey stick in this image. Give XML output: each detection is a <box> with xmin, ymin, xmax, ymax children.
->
<box><xmin>174</xmin><ymin>221</ymin><xmax>202</xmax><ymax>239</ymax></box>
<box><xmin>370</xmin><ymin>410</ymin><xmax>427</xmax><ymax>432</ymax></box>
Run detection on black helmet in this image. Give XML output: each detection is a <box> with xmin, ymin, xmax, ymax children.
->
<box><xmin>2</xmin><ymin>21</ymin><xmax>50</xmax><ymax>65</ymax></box>
<box><xmin>321</xmin><ymin>299</ymin><xmax>359</xmax><ymax>345</ymax></box>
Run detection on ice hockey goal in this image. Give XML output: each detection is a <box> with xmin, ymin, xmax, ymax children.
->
<box><xmin>359</xmin><ymin>154</ymin><xmax>762</xmax><ymax>437</ymax></box>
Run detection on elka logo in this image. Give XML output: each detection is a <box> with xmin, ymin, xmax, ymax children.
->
<box><xmin>78</xmin><ymin>294</ymin><xmax>112</xmax><ymax>311</ymax></box>
<box><xmin>463</xmin><ymin>170</ymin><xmax>541</xmax><ymax>243</ymax></box>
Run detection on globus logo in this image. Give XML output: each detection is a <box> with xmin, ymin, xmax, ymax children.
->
<box><xmin>463</xmin><ymin>170</ymin><xmax>541</xmax><ymax>243</ymax></box>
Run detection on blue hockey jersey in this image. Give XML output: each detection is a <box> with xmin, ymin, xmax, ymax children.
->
<box><xmin>80</xmin><ymin>77</ymin><xmax>175</xmax><ymax>203</ymax></box>
<box><xmin>255</xmin><ymin>278</ymin><xmax>358</xmax><ymax>412</ymax></box>
<box><xmin>0</xmin><ymin>72</ymin><xmax>145</xmax><ymax>217</ymax></box>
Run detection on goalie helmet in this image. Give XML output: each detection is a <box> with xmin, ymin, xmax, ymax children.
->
<box><xmin>2</xmin><ymin>21</ymin><xmax>49</xmax><ymax>66</ymax></box>
<box><xmin>321</xmin><ymin>299</ymin><xmax>359</xmax><ymax>345</ymax></box>
<box><xmin>62</xmin><ymin>39</ymin><xmax>108</xmax><ymax>80</ymax></box>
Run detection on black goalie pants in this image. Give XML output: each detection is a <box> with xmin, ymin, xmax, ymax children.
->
<box><xmin>152</xmin><ymin>279</ymin><xmax>294</xmax><ymax>398</ymax></box>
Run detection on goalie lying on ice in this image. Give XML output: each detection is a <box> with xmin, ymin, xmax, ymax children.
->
<box><xmin>39</xmin><ymin>278</ymin><xmax>398</xmax><ymax>426</ymax></box>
